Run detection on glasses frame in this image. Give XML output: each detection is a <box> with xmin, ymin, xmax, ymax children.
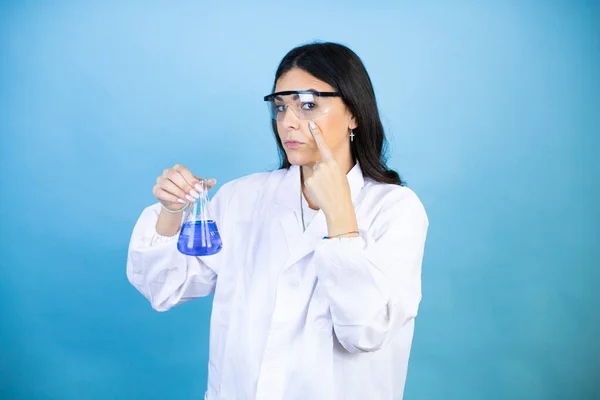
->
<box><xmin>263</xmin><ymin>90</ymin><xmax>342</xmax><ymax>102</ymax></box>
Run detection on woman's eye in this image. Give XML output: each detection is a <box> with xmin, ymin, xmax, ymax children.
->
<box><xmin>275</xmin><ymin>104</ymin><xmax>286</xmax><ymax>112</ymax></box>
<box><xmin>301</xmin><ymin>102</ymin><xmax>317</xmax><ymax>110</ymax></box>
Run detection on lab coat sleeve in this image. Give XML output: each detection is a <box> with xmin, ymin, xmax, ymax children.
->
<box><xmin>126</xmin><ymin>180</ymin><xmax>236</xmax><ymax>312</ymax></box>
<box><xmin>313</xmin><ymin>187</ymin><xmax>428</xmax><ymax>353</ymax></box>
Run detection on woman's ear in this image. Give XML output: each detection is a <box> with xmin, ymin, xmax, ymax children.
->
<box><xmin>345</xmin><ymin>109</ymin><xmax>358</xmax><ymax>130</ymax></box>
<box><xmin>345</xmin><ymin>106</ymin><xmax>358</xmax><ymax>130</ymax></box>
<box><xmin>349</xmin><ymin>115</ymin><xmax>358</xmax><ymax>130</ymax></box>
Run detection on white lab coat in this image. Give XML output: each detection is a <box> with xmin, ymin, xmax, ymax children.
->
<box><xmin>127</xmin><ymin>162</ymin><xmax>428</xmax><ymax>400</ymax></box>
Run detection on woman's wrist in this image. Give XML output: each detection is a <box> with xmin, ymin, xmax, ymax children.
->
<box><xmin>324</xmin><ymin>203</ymin><xmax>358</xmax><ymax>237</ymax></box>
<box><xmin>160</xmin><ymin>201</ymin><xmax>189</xmax><ymax>213</ymax></box>
<box><xmin>156</xmin><ymin>209</ymin><xmax>184</xmax><ymax>237</ymax></box>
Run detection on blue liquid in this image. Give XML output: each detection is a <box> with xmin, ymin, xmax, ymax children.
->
<box><xmin>177</xmin><ymin>220</ymin><xmax>222</xmax><ymax>256</ymax></box>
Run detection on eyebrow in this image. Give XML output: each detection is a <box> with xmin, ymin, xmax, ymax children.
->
<box><xmin>274</xmin><ymin>89</ymin><xmax>319</xmax><ymax>101</ymax></box>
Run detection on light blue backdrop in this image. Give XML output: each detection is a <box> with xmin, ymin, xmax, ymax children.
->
<box><xmin>1</xmin><ymin>1</ymin><xmax>598</xmax><ymax>399</ymax></box>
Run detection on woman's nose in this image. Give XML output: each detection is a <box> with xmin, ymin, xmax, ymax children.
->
<box><xmin>281</xmin><ymin>105</ymin><xmax>301</xmax><ymax>128</ymax></box>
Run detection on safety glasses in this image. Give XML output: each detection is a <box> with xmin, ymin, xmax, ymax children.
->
<box><xmin>263</xmin><ymin>90</ymin><xmax>342</xmax><ymax>121</ymax></box>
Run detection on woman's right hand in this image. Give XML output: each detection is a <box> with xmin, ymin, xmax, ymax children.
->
<box><xmin>153</xmin><ymin>164</ymin><xmax>217</xmax><ymax>211</ymax></box>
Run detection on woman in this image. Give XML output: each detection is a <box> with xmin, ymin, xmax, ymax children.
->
<box><xmin>127</xmin><ymin>42</ymin><xmax>428</xmax><ymax>400</ymax></box>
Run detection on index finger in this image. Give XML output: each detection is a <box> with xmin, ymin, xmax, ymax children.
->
<box><xmin>308</xmin><ymin>120</ymin><xmax>334</xmax><ymax>162</ymax></box>
<box><xmin>194</xmin><ymin>176</ymin><xmax>217</xmax><ymax>190</ymax></box>
<box><xmin>173</xmin><ymin>164</ymin><xmax>201</xmax><ymax>188</ymax></box>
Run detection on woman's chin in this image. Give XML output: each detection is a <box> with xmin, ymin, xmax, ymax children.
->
<box><xmin>286</xmin><ymin>153</ymin><xmax>314</xmax><ymax>167</ymax></box>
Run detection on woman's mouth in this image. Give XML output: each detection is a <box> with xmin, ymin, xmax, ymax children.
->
<box><xmin>284</xmin><ymin>140</ymin><xmax>304</xmax><ymax>149</ymax></box>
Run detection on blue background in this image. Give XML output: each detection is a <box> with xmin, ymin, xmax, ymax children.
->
<box><xmin>1</xmin><ymin>1</ymin><xmax>598</xmax><ymax>399</ymax></box>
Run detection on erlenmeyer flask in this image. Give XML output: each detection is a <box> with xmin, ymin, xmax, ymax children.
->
<box><xmin>177</xmin><ymin>179</ymin><xmax>223</xmax><ymax>256</ymax></box>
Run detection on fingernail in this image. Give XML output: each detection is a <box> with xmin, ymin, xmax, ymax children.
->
<box><xmin>189</xmin><ymin>190</ymin><xmax>199</xmax><ymax>199</ymax></box>
<box><xmin>185</xmin><ymin>194</ymin><xmax>195</xmax><ymax>202</ymax></box>
<box><xmin>309</xmin><ymin>121</ymin><xmax>316</xmax><ymax>130</ymax></box>
<box><xmin>177</xmin><ymin>198</ymin><xmax>186</xmax><ymax>204</ymax></box>
<box><xmin>195</xmin><ymin>183</ymin><xmax>202</xmax><ymax>191</ymax></box>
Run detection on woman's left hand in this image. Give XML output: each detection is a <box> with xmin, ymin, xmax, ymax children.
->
<box><xmin>304</xmin><ymin>121</ymin><xmax>357</xmax><ymax>231</ymax></box>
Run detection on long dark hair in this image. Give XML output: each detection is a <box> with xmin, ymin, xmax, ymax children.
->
<box><xmin>270</xmin><ymin>42</ymin><xmax>403</xmax><ymax>186</ymax></box>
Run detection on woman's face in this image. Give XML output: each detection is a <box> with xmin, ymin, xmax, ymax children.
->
<box><xmin>273</xmin><ymin>68</ymin><xmax>356</xmax><ymax>166</ymax></box>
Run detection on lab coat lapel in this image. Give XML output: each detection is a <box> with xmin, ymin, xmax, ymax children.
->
<box><xmin>275</xmin><ymin>162</ymin><xmax>365</xmax><ymax>271</ymax></box>
<box><xmin>283</xmin><ymin>211</ymin><xmax>327</xmax><ymax>270</ymax></box>
<box><xmin>275</xmin><ymin>165</ymin><xmax>302</xmax><ymax>258</ymax></box>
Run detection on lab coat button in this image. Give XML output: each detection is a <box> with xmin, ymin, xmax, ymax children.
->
<box><xmin>289</xmin><ymin>279</ymin><xmax>299</xmax><ymax>288</ymax></box>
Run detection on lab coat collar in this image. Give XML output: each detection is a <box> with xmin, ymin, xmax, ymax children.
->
<box><xmin>275</xmin><ymin>161</ymin><xmax>365</xmax><ymax>271</ymax></box>
<box><xmin>275</xmin><ymin>161</ymin><xmax>365</xmax><ymax>210</ymax></box>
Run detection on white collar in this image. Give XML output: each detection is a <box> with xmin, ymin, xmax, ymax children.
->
<box><xmin>275</xmin><ymin>161</ymin><xmax>365</xmax><ymax>211</ymax></box>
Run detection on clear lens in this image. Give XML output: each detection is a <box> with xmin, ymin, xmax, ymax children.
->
<box><xmin>265</xmin><ymin>92</ymin><xmax>336</xmax><ymax>121</ymax></box>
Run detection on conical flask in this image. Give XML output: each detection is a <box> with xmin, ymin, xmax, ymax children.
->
<box><xmin>177</xmin><ymin>179</ymin><xmax>223</xmax><ymax>256</ymax></box>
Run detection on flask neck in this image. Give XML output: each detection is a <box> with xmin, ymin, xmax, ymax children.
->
<box><xmin>189</xmin><ymin>180</ymin><xmax>210</xmax><ymax>220</ymax></box>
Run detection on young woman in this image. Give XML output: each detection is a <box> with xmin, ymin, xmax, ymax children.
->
<box><xmin>127</xmin><ymin>42</ymin><xmax>429</xmax><ymax>400</ymax></box>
